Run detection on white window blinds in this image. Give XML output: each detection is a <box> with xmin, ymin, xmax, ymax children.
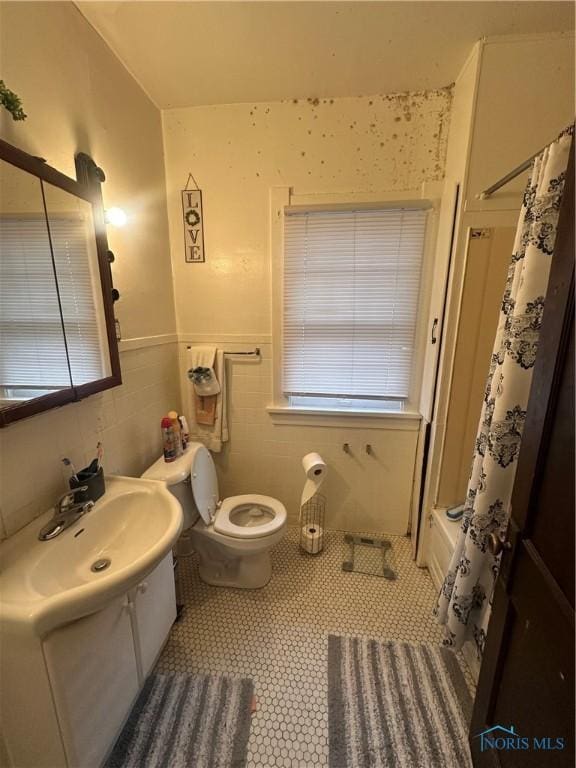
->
<box><xmin>283</xmin><ymin>207</ymin><xmax>427</xmax><ymax>401</ymax></box>
<box><xmin>0</xmin><ymin>217</ymin><xmax>71</xmax><ymax>391</ymax></box>
<box><xmin>48</xmin><ymin>217</ymin><xmax>107</xmax><ymax>385</ymax></box>
<box><xmin>0</xmin><ymin>216</ymin><xmax>105</xmax><ymax>394</ymax></box>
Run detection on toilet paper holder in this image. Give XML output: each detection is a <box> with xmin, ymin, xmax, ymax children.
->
<box><xmin>299</xmin><ymin>494</ymin><xmax>326</xmax><ymax>555</ymax></box>
<box><xmin>299</xmin><ymin>452</ymin><xmax>327</xmax><ymax>555</ymax></box>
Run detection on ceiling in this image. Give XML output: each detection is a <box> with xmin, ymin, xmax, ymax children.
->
<box><xmin>77</xmin><ymin>1</ymin><xmax>575</xmax><ymax>109</ymax></box>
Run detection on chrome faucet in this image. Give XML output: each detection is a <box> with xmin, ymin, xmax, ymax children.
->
<box><xmin>38</xmin><ymin>486</ymin><xmax>95</xmax><ymax>541</ymax></box>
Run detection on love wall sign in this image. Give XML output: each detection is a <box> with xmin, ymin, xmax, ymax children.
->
<box><xmin>181</xmin><ymin>180</ymin><xmax>205</xmax><ymax>263</ymax></box>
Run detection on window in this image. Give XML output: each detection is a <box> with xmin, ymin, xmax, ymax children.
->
<box><xmin>282</xmin><ymin>207</ymin><xmax>428</xmax><ymax>411</ymax></box>
<box><xmin>0</xmin><ymin>215</ymin><xmax>106</xmax><ymax>401</ymax></box>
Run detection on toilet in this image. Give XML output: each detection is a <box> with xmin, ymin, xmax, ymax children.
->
<box><xmin>143</xmin><ymin>442</ymin><xmax>287</xmax><ymax>589</ymax></box>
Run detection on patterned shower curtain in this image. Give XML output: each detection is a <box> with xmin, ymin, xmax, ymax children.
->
<box><xmin>435</xmin><ymin>126</ymin><xmax>573</xmax><ymax>655</ymax></box>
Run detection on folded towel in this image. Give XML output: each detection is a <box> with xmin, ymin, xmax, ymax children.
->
<box><xmin>187</xmin><ymin>346</ymin><xmax>218</xmax><ymax>425</ymax></box>
<box><xmin>187</xmin><ymin>346</ymin><xmax>221</xmax><ymax>397</ymax></box>
<box><xmin>185</xmin><ymin>346</ymin><xmax>229</xmax><ymax>453</ymax></box>
<box><xmin>195</xmin><ymin>390</ymin><xmax>217</xmax><ymax>426</ymax></box>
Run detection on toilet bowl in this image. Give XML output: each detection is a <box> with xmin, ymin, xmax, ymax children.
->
<box><xmin>142</xmin><ymin>443</ymin><xmax>287</xmax><ymax>589</ymax></box>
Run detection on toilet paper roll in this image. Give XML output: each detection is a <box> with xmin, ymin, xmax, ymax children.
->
<box><xmin>301</xmin><ymin>452</ymin><xmax>327</xmax><ymax>507</ymax></box>
<box><xmin>301</xmin><ymin>524</ymin><xmax>324</xmax><ymax>554</ymax></box>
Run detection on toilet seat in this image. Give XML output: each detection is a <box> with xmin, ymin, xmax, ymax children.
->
<box><xmin>215</xmin><ymin>494</ymin><xmax>287</xmax><ymax>539</ymax></box>
<box><xmin>143</xmin><ymin>442</ymin><xmax>288</xmax><ymax>588</ymax></box>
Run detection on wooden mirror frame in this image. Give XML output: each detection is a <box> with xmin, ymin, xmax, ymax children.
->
<box><xmin>0</xmin><ymin>139</ymin><xmax>122</xmax><ymax>427</ymax></box>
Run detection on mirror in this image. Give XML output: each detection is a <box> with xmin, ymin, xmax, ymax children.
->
<box><xmin>0</xmin><ymin>140</ymin><xmax>121</xmax><ymax>426</ymax></box>
<box><xmin>43</xmin><ymin>182</ymin><xmax>112</xmax><ymax>385</ymax></box>
<box><xmin>0</xmin><ymin>159</ymin><xmax>73</xmax><ymax>406</ymax></box>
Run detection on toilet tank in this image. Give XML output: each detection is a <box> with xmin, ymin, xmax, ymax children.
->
<box><xmin>141</xmin><ymin>446</ymin><xmax>200</xmax><ymax>529</ymax></box>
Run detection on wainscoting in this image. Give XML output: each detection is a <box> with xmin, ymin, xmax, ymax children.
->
<box><xmin>0</xmin><ymin>341</ymin><xmax>181</xmax><ymax>539</ymax></box>
<box><xmin>179</xmin><ymin>338</ymin><xmax>422</xmax><ymax>535</ymax></box>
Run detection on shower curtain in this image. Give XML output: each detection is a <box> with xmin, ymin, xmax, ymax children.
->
<box><xmin>435</xmin><ymin>126</ymin><xmax>573</xmax><ymax>655</ymax></box>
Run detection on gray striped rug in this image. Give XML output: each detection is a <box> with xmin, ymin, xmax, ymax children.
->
<box><xmin>328</xmin><ymin>635</ymin><xmax>472</xmax><ymax>768</ymax></box>
<box><xmin>106</xmin><ymin>673</ymin><xmax>253</xmax><ymax>768</ymax></box>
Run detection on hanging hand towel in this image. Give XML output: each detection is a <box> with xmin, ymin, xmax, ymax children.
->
<box><xmin>187</xmin><ymin>346</ymin><xmax>218</xmax><ymax>425</ymax></box>
<box><xmin>185</xmin><ymin>346</ymin><xmax>229</xmax><ymax>452</ymax></box>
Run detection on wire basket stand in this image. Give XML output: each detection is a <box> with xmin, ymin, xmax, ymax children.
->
<box><xmin>299</xmin><ymin>494</ymin><xmax>326</xmax><ymax>554</ymax></box>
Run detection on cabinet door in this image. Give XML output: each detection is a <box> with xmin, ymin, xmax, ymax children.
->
<box><xmin>133</xmin><ymin>553</ymin><xmax>177</xmax><ymax>679</ymax></box>
<box><xmin>43</xmin><ymin>595</ymin><xmax>139</xmax><ymax>768</ymax></box>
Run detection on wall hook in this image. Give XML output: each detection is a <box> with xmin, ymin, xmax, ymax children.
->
<box><xmin>343</xmin><ymin>443</ymin><xmax>351</xmax><ymax>454</ymax></box>
<box><xmin>365</xmin><ymin>444</ymin><xmax>372</xmax><ymax>455</ymax></box>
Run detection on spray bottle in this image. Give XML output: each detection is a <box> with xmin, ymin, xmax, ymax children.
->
<box><xmin>161</xmin><ymin>416</ymin><xmax>177</xmax><ymax>463</ymax></box>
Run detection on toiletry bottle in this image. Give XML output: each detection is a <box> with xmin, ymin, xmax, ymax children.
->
<box><xmin>168</xmin><ymin>410</ymin><xmax>183</xmax><ymax>457</ymax></box>
<box><xmin>161</xmin><ymin>416</ymin><xmax>177</xmax><ymax>463</ymax></box>
<box><xmin>180</xmin><ymin>415</ymin><xmax>190</xmax><ymax>448</ymax></box>
<box><xmin>178</xmin><ymin>415</ymin><xmax>188</xmax><ymax>451</ymax></box>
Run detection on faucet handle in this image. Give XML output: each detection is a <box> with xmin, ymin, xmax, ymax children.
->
<box><xmin>57</xmin><ymin>486</ymin><xmax>88</xmax><ymax>511</ymax></box>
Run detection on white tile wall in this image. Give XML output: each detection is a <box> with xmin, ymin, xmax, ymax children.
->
<box><xmin>0</xmin><ymin>343</ymin><xmax>181</xmax><ymax>539</ymax></box>
<box><xmin>179</xmin><ymin>340</ymin><xmax>421</xmax><ymax>534</ymax></box>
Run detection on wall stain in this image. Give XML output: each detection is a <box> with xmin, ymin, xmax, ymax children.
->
<box><xmin>199</xmin><ymin>84</ymin><xmax>453</xmax><ymax>197</ymax></box>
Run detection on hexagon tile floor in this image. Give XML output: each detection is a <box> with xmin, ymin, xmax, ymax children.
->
<box><xmin>155</xmin><ymin>527</ymin><xmax>474</xmax><ymax>767</ymax></box>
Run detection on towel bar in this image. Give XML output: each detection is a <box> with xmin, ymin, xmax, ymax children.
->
<box><xmin>186</xmin><ymin>346</ymin><xmax>260</xmax><ymax>358</ymax></box>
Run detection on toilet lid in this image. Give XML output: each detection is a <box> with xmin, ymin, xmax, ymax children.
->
<box><xmin>214</xmin><ymin>494</ymin><xmax>287</xmax><ymax>539</ymax></box>
<box><xmin>190</xmin><ymin>444</ymin><xmax>220</xmax><ymax>524</ymax></box>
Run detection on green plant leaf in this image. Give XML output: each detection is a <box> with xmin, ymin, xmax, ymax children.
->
<box><xmin>0</xmin><ymin>80</ymin><xmax>27</xmax><ymax>121</ymax></box>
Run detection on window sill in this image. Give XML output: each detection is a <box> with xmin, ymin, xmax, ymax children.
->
<box><xmin>266</xmin><ymin>405</ymin><xmax>422</xmax><ymax>430</ymax></box>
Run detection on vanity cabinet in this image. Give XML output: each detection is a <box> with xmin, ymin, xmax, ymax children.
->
<box><xmin>43</xmin><ymin>594</ymin><xmax>140</xmax><ymax>768</ymax></box>
<box><xmin>2</xmin><ymin>552</ymin><xmax>176</xmax><ymax>768</ymax></box>
<box><xmin>130</xmin><ymin>552</ymin><xmax>177</xmax><ymax>680</ymax></box>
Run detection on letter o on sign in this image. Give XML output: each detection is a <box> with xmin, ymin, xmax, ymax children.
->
<box><xmin>185</xmin><ymin>209</ymin><xmax>200</xmax><ymax>228</ymax></box>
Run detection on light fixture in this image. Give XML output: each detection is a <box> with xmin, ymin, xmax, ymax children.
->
<box><xmin>105</xmin><ymin>207</ymin><xmax>127</xmax><ymax>227</ymax></box>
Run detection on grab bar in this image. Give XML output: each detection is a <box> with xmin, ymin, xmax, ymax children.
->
<box><xmin>186</xmin><ymin>346</ymin><xmax>260</xmax><ymax>358</ymax></box>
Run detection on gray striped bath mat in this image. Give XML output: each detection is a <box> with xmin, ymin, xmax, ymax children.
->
<box><xmin>328</xmin><ymin>635</ymin><xmax>472</xmax><ymax>768</ymax></box>
<box><xmin>106</xmin><ymin>673</ymin><xmax>254</xmax><ymax>768</ymax></box>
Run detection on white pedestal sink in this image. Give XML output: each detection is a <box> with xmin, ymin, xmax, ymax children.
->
<box><xmin>0</xmin><ymin>475</ymin><xmax>183</xmax><ymax>768</ymax></box>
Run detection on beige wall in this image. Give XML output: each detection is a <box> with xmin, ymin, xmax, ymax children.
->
<box><xmin>466</xmin><ymin>34</ymin><xmax>575</xmax><ymax>207</ymax></box>
<box><xmin>0</xmin><ymin>1</ymin><xmax>176</xmax><ymax>341</ymax></box>
<box><xmin>424</xmin><ymin>33</ymin><xmax>575</xmax><ymax>522</ymax></box>
<box><xmin>443</xmin><ymin>44</ymin><xmax>480</xmax><ymax>185</ymax></box>
<box><xmin>164</xmin><ymin>89</ymin><xmax>452</xmax><ymax>532</ymax></box>
<box><xmin>0</xmin><ymin>2</ymin><xmax>180</xmax><ymax>538</ymax></box>
<box><xmin>164</xmin><ymin>90</ymin><xmax>451</xmax><ymax>336</ymax></box>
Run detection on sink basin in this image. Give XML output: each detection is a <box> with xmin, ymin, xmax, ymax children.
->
<box><xmin>0</xmin><ymin>476</ymin><xmax>183</xmax><ymax>636</ymax></box>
